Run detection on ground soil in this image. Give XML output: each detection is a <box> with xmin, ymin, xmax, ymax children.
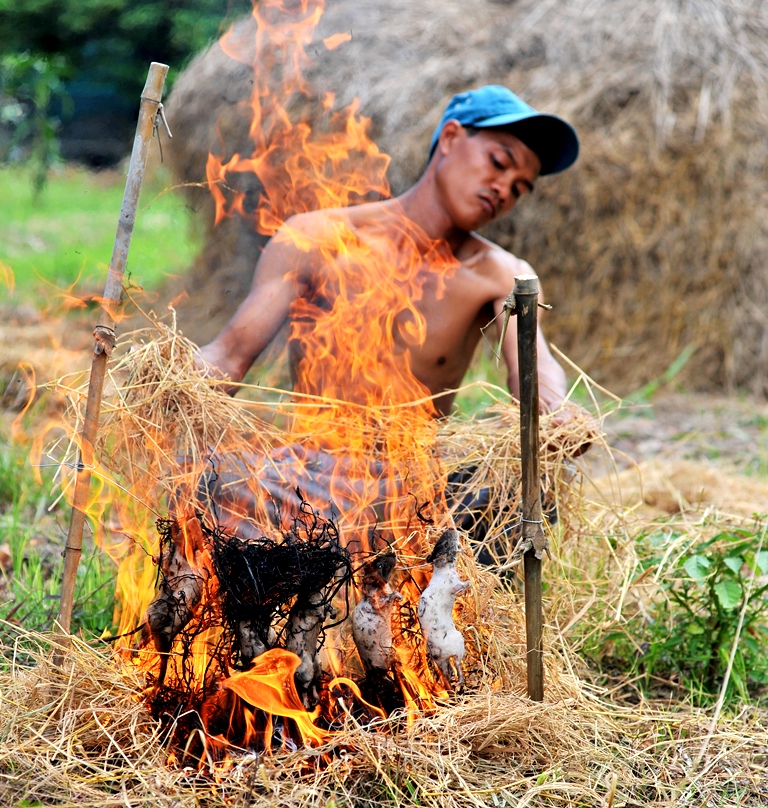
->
<box><xmin>583</xmin><ymin>391</ymin><xmax>768</xmax><ymax>521</ymax></box>
<box><xmin>603</xmin><ymin>391</ymin><xmax>768</xmax><ymax>475</ymax></box>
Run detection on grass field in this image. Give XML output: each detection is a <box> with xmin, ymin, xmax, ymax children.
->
<box><xmin>0</xmin><ymin>163</ymin><xmax>201</xmax><ymax>643</ymax></box>
<box><xmin>1</xmin><ymin>163</ymin><xmax>199</xmax><ymax>294</ymax></box>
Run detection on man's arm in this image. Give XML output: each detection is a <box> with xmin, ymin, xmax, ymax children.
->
<box><xmin>196</xmin><ymin>214</ymin><xmax>314</xmax><ymax>394</ymax></box>
<box><xmin>488</xmin><ymin>250</ymin><xmax>598</xmax><ymax>453</ymax></box>
<box><xmin>491</xmin><ymin>256</ymin><xmax>567</xmax><ymax>413</ymax></box>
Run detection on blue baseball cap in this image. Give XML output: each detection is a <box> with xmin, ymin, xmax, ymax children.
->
<box><xmin>428</xmin><ymin>85</ymin><xmax>579</xmax><ymax>176</ymax></box>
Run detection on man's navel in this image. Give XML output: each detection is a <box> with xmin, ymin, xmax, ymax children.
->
<box><xmin>436</xmin><ymin>356</ymin><xmax>446</xmax><ymax>366</ymax></box>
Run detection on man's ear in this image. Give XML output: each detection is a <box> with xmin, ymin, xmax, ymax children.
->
<box><xmin>437</xmin><ymin>119</ymin><xmax>463</xmax><ymax>156</ymax></box>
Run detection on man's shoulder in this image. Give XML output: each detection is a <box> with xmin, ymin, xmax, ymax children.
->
<box><xmin>281</xmin><ymin>207</ymin><xmax>348</xmax><ymax>236</ymax></box>
<box><xmin>461</xmin><ymin>233</ymin><xmax>536</xmax><ymax>282</ymax></box>
<box><xmin>279</xmin><ymin>200</ymin><xmax>392</xmax><ymax>240</ymax></box>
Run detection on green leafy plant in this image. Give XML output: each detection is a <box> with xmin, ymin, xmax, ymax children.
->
<box><xmin>591</xmin><ymin>525</ymin><xmax>768</xmax><ymax>706</ymax></box>
<box><xmin>0</xmin><ymin>0</ymin><xmax>248</xmax><ymax>112</ymax></box>
<box><xmin>0</xmin><ymin>52</ymin><xmax>72</xmax><ymax>197</ymax></box>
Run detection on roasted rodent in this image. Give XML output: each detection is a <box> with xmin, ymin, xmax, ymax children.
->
<box><xmin>352</xmin><ymin>552</ymin><xmax>402</xmax><ymax>673</ymax></box>
<box><xmin>417</xmin><ymin>528</ymin><xmax>470</xmax><ymax>687</ymax></box>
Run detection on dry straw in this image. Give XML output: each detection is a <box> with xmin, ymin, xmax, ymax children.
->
<box><xmin>1</xmin><ymin>581</ymin><xmax>766</xmax><ymax>805</ymax></box>
<box><xmin>58</xmin><ymin>316</ymin><xmax>600</xmax><ymax>552</ymax></box>
<box><xmin>6</xmin><ymin>320</ymin><xmax>765</xmax><ymax>805</ymax></box>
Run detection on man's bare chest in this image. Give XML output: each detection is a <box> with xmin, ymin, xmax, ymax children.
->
<box><xmin>395</xmin><ymin>268</ymin><xmax>500</xmax><ymax>383</ymax></box>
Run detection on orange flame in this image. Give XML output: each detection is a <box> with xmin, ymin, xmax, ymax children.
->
<box><xmin>206</xmin><ymin>0</ymin><xmax>390</xmax><ymax>234</ymax></box>
<box><xmin>0</xmin><ymin>262</ymin><xmax>15</xmax><ymax>296</ymax></box>
<box><xmin>224</xmin><ymin>649</ymin><xmax>330</xmax><ymax>747</ymax></box>
<box><xmin>202</xmin><ymin>0</ymin><xmax>459</xmax><ymax>556</ymax></box>
<box><xmin>323</xmin><ymin>31</ymin><xmax>352</xmax><ymax>51</ymax></box>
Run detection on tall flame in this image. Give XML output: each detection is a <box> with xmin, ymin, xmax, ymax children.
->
<box><xmin>40</xmin><ymin>0</ymin><xmax>472</xmax><ymax>766</ymax></box>
<box><xmin>206</xmin><ymin>0</ymin><xmax>391</xmax><ymax>233</ymax></box>
<box><xmin>203</xmin><ymin>0</ymin><xmax>459</xmax><ymax>555</ymax></box>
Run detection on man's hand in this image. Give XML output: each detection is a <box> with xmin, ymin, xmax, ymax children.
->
<box><xmin>542</xmin><ymin>401</ymin><xmax>602</xmax><ymax>457</ymax></box>
<box><xmin>193</xmin><ymin>344</ymin><xmax>241</xmax><ymax>397</ymax></box>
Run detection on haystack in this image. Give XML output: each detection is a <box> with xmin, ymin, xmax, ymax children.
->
<box><xmin>164</xmin><ymin>0</ymin><xmax>768</xmax><ymax>396</ymax></box>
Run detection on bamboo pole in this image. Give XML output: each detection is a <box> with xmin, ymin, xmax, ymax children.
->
<box><xmin>515</xmin><ymin>274</ymin><xmax>545</xmax><ymax>702</ymax></box>
<box><xmin>54</xmin><ymin>62</ymin><xmax>169</xmax><ymax>654</ymax></box>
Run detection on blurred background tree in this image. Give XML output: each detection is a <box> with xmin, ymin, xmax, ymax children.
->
<box><xmin>0</xmin><ymin>0</ymin><xmax>250</xmax><ymax>171</ymax></box>
<box><xmin>0</xmin><ymin>52</ymin><xmax>71</xmax><ymax>197</ymax></box>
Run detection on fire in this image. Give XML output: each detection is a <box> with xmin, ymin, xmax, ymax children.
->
<box><xmin>322</xmin><ymin>32</ymin><xmax>352</xmax><ymax>51</ymax></box>
<box><xmin>1</xmin><ymin>261</ymin><xmax>14</xmax><ymax>295</ymax></box>
<box><xmin>39</xmin><ymin>0</ymin><xmax>475</xmax><ymax>768</ymax></box>
<box><xmin>202</xmin><ymin>0</ymin><xmax>458</xmax><ymax>556</ymax></box>
<box><xmin>223</xmin><ymin>649</ymin><xmax>329</xmax><ymax>747</ymax></box>
<box><xmin>206</xmin><ymin>0</ymin><xmax>390</xmax><ymax>233</ymax></box>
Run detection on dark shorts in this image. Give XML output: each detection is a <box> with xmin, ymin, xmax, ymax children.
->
<box><xmin>192</xmin><ymin>446</ymin><xmax>555</xmax><ymax>565</ymax></box>
<box><xmin>445</xmin><ymin>467</ymin><xmax>558</xmax><ymax>566</ymax></box>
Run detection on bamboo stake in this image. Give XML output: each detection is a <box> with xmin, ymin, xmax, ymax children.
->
<box><xmin>515</xmin><ymin>274</ymin><xmax>545</xmax><ymax>702</ymax></box>
<box><xmin>54</xmin><ymin>62</ymin><xmax>169</xmax><ymax>655</ymax></box>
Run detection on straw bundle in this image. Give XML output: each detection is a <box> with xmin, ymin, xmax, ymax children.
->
<box><xmin>62</xmin><ymin>320</ymin><xmax>599</xmax><ymax>558</ymax></box>
<box><xmin>101</xmin><ymin>318</ymin><xmax>282</xmax><ymax>471</ymax></box>
<box><xmin>164</xmin><ymin>0</ymin><xmax>768</xmax><ymax>396</ymax></box>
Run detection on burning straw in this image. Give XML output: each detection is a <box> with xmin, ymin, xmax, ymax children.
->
<box><xmin>57</xmin><ymin>315</ymin><xmax>598</xmax><ymax>611</ymax></box>
<box><xmin>2</xmin><ymin>322</ymin><xmax>767</xmax><ymax>804</ymax></box>
<box><xmin>41</xmin><ymin>318</ymin><xmax>587</xmax><ymax>714</ymax></box>
<box><xmin>1</xmin><ymin>583</ymin><xmax>766</xmax><ymax>805</ymax></box>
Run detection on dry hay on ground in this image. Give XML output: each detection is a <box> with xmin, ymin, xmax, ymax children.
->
<box><xmin>0</xmin><ymin>305</ymin><xmax>90</xmax><ymax>414</ymax></box>
<box><xmin>588</xmin><ymin>458</ymin><xmax>768</xmax><ymax>522</ymax></box>
<box><xmin>2</xmin><ymin>558</ymin><xmax>768</xmax><ymax>808</ymax></box>
<box><xmin>1</xmin><ymin>557</ymin><xmax>767</xmax><ymax>806</ymax></box>
<box><xmin>3</xmin><ymin>323</ymin><xmax>768</xmax><ymax>804</ymax></box>
<box><xmin>164</xmin><ymin>0</ymin><xmax>768</xmax><ymax>398</ymax></box>
<box><xmin>6</xmin><ymin>320</ymin><xmax>762</xmax><ymax>805</ymax></box>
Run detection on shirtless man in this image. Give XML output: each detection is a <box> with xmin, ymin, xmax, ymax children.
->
<box><xmin>198</xmin><ymin>85</ymin><xmax>579</xmax><ymax>417</ymax></box>
<box><xmin>141</xmin><ymin>88</ymin><xmax>580</xmax><ymax>676</ymax></box>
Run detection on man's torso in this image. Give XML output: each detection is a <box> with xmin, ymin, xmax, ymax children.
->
<box><xmin>286</xmin><ymin>201</ymin><xmax>529</xmax><ymax>415</ymax></box>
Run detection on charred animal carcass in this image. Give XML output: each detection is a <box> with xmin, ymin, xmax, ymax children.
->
<box><xmin>141</xmin><ymin>515</ymin><xmax>211</xmax><ymax>684</ymax></box>
<box><xmin>286</xmin><ymin>590</ymin><xmax>337</xmax><ymax>708</ymax></box>
<box><xmin>141</xmin><ymin>502</ymin><xmax>352</xmax><ymax>702</ymax></box>
<box><xmin>351</xmin><ymin>552</ymin><xmax>402</xmax><ymax>674</ymax></box>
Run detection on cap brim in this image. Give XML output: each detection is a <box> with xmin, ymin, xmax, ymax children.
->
<box><xmin>475</xmin><ymin>112</ymin><xmax>579</xmax><ymax>175</ymax></box>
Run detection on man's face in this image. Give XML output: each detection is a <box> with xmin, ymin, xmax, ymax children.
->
<box><xmin>434</xmin><ymin>123</ymin><xmax>542</xmax><ymax>231</ymax></box>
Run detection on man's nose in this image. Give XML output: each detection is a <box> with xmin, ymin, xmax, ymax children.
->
<box><xmin>491</xmin><ymin>182</ymin><xmax>508</xmax><ymax>212</ymax></box>
<box><xmin>491</xmin><ymin>176</ymin><xmax>511</xmax><ymax>208</ymax></box>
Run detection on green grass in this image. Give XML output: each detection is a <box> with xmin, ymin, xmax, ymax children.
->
<box><xmin>452</xmin><ymin>342</ymin><xmax>509</xmax><ymax>417</ymax></box>
<box><xmin>0</xmin><ymin>163</ymin><xmax>199</xmax><ymax>295</ymax></box>
<box><xmin>576</xmin><ymin>521</ymin><xmax>768</xmax><ymax>708</ymax></box>
<box><xmin>0</xmin><ymin>162</ymin><xmax>197</xmax><ymax>650</ymax></box>
<box><xmin>0</xmin><ymin>432</ymin><xmax>117</xmax><ymax>649</ymax></box>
